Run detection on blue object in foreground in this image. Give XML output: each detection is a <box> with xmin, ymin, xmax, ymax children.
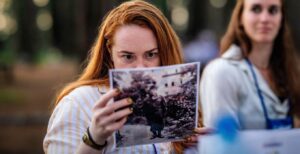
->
<box><xmin>215</xmin><ymin>114</ymin><xmax>239</xmax><ymax>143</ymax></box>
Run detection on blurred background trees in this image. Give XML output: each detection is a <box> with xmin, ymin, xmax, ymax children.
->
<box><xmin>0</xmin><ymin>0</ymin><xmax>299</xmax><ymax>153</ymax></box>
<box><xmin>1</xmin><ymin>0</ymin><xmax>299</xmax><ymax>67</ymax></box>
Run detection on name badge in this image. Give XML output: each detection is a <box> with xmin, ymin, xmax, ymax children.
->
<box><xmin>267</xmin><ymin>116</ymin><xmax>293</xmax><ymax>130</ymax></box>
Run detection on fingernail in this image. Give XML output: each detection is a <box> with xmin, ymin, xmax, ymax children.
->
<box><xmin>115</xmin><ymin>88</ymin><xmax>121</xmax><ymax>93</ymax></box>
<box><xmin>184</xmin><ymin>137</ymin><xmax>189</xmax><ymax>142</ymax></box>
<box><xmin>127</xmin><ymin>98</ymin><xmax>133</xmax><ymax>104</ymax></box>
<box><xmin>186</xmin><ymin>137</ymin><xmax>190</xmax><ymax>142</ymax></box>
<box><xmin>193</xmin><ymin>128</ymin><xmax>199</xmax><ymax>133</ymax></box>
<box><xmin>129</xmin><ymin>107</ymin><xmax>133</xmax><ymax>112</ymax></box>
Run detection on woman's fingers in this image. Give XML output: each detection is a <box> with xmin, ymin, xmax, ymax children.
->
<box><xmin>107</xmin><ymin>116</ymin><xmax>128</xmax><ymax>131</ymax></box>
<box><xmin>185</xmin><ymin>134</ymin><xmax>199</xmax><ymax>143</ymax></box>
<box><xmin>97</xmin><ymin>97</ymin><xmax>133</xmax><ymax>116</ymax></box>
<box><xmin>182</xmin><ymin>127</ymin><xmax>215</xmax><ymax>148</ymax></box>
<box><xmin>189</xmin><ymin>135</ymin><xmax>199</xmax><ymax>143</ymax></box>
<box><xmin>101</xmin><ymin>116</ymin><xmax>128</xmax><ymax>134</ymax></box>
<box><xmin>89</xmin><ymin>89</ymin><xmax>136</xmax><ymax>143</ymax></box>
<box><xmin>91</xmin><ymin>95</ymin><xmax>133</xmax><ymax>138</ymax></box>
<box><xmin>99</xmin><ymin>107</ymin><xmax>132</xmax><ymax>126</ymax></box>
<box><xmin>94</xmin><ymin>89</ymin><xmax>120</xmax><ymax>109</ymax></box>
<box><xmin>183</xmin><ymin>142</ymin><xmax>197</xmax><ymax>147</ymax></box>
<box><xmin>193</xmin><ymin>127</ymin><xmax>214</xmax><ymax>135</ymax></box>
<box><xmin>90</xmin><ymin>108</ymin><xmax>130</xmax><ymax>140</ymax></box>
<box><xmin>106</xmin><ymin>98</ymin><xmax>133</xmax><ymax>114</ymax></box>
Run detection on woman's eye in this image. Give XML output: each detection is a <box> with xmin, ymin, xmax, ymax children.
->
<box><xmin>269</xmin><ymin>6</ymin><xmax>279</xmax><ymax>15</ymax></box>
<box><xmin>145</xmin><ymin>52</ymin><xmax>158</xmax><ymax>59</ymax></box>
<box><xmin>251</xmin><ymin>5</ymin><xmax>262</xmax><ymax>14</ymax></box>
<box><xmin>121</xmin><ymin>54</ymin><xmax>134</xmax><ymax>62</ymax></box>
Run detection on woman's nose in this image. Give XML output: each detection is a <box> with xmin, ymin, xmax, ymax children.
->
<box><xmin>134</xmin><ymin>58</ymin><xmax>147</xmax><ymax>68</ymax></box>
<box><xmin>260</xmin><ymin>11</ymin><xmax>271</xmax><ymax>22</ymax></box>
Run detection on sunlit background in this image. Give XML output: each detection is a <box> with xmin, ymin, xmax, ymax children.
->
<box><xmin>0</xmin><ymin>0</ymin><xmax>299</xmax><ymax>153</ymax></box>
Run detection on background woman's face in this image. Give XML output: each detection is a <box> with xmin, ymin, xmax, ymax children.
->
<box><xmin>111</xmin><ymin>24</ymin><xmax>160</xmax><ymax>69</ymax></box>
<box><xmin>241</xmin><ymin>0</ymin><xmax>282</xmax><ymax>44</ymax></box>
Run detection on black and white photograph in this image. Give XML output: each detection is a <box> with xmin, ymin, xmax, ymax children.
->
<box><xmin>109</xmin><ymin>62</ymin><xmax>200</xmax><ymax>148</ymax></box>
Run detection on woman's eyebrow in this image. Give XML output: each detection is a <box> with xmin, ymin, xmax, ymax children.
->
<box><xmin>117</xmin><ymin>50</ymin><xmax>134</xmax><ymax>54</ymax></box>
<box><xmin>117</xmin><ymin>48</ymin><xmax>158</xmax><ymax>53</ymax></box>
<box><xmin>145</xmin><ymin>48</ymin><xmax>158</xmax><ymax>52</ymax></box>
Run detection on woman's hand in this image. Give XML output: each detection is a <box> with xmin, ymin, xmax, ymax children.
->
<box><xmin>183</xmin><ymin>127</ymin><xmax>214</xmax><ymax>147</ymax></box>
<box><xmin>89</xmin><ymin>89</ymin><xmax>133</xmax><ymax>145</ymax></box>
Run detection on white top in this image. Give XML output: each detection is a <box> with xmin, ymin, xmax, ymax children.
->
<box><xmin>200</xmin><ymin>44</ymin><xmax>290</xmax><ymax>129</ymax></box>
<box><xmin>43</xmin><ymin>85</ymin><xmax>173</xmax><ymax>154</ymax></box>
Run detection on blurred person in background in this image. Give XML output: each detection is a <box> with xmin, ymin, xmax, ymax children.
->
<box><xmin>200</xmin><ymin>0</ymin><xmax>300</xmax><ymax>130</ymax></box>
<box><xmin>183</xmin><ymin>30</ymin><xmax>219</xmax><ymax>75</ymax></box>
<box><xmin>43</xmin><ymin>1</ymin><xmax>208</xmax><ymax>153</ymax></box>
<box><xmin>183</xmin><ymin>30</ymin><xmax>218</xmax><ymax>67</ymax></box>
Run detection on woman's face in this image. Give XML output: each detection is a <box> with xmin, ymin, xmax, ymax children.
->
<box><xmin>111</xmin><ymin>24</ymin><xmax>160</xmax><ymax>69</ymax></box>
<box><xmin>241</xmin><ymin>0</ymin><xmax>282</xmax><ymax>44</ymax></box>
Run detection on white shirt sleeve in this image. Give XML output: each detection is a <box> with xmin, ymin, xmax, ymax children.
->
<box><xmin>43</xmin><ymin>97</ymin><xmax>89</xmax><ymax>154</ymax></box>
<box><xmin>43</xmin><ymin>86</ymin><xmax>175</xmax><ymax>154</ymax></box>
<box><xmin>200</xmin><ymin>59</ymin><xmax>242</xmax><ymax>128</ymax></box>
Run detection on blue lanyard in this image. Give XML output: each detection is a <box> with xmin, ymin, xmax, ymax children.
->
<box><xmin>245</xmin><ymin>58</ymin><xmax>271</xmax><ymax>125</ymax></box>
<box><xmin>152</xmin><ymin>144</ymin><xmax>158</xmax><ymax>154</ymax></box>
<box><xmin>246</xmin><ymin>58</ymin><xmax>293</xmax><ymax>129</ymax></box>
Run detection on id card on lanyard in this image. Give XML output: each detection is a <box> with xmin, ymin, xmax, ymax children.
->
<box><xmin>245</xmin><ymin>58</ymin><xmax>293</xmax><ymax>129</ymax></box>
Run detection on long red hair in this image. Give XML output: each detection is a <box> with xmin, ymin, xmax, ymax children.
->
<box><xmin>54</xmin><ymin>0</ymin><xmax>183</xmax><ymax>105</ymax></box>
<box><xmin>53</xmin><ymin>1</ymin><xmax>194</xmax><ymax>153</ymax></box>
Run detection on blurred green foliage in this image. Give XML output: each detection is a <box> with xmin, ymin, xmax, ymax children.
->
<box><xmin>0</xmin><ymin>49</ymin><xmax>15</xmax><ymax>65</ymax></box>
<box><xmin>0</xmin><ymin>88</ymin><xmax>23</xmax><ymax>105</ymax></box>
<box><xmin>34</xmin><ymin>47</ymin><xmax>63</xmax><ymax>65</ymax></box>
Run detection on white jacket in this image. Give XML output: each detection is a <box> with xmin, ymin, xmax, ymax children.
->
<box><xmin>200</xmin><ymin>44</ymin><xmax>289</xmax><ymax>129</ymax></box>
